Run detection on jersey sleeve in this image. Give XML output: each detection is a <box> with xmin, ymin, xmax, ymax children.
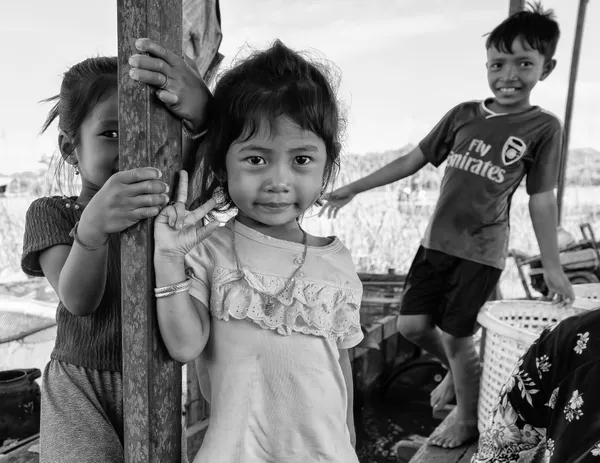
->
<box><xmin>525</xmin><ymin>118</ymin><xmax>563</xmax><ymax>195</ymax></box>
<box><xmin>184</xmin><ymin>242</ymin><xmax>214</xmax><ymax>307</ymax></box>
<box><xmin>21</xmin><ymin>197</ymin><xmax>75</xmax><ymax>277</ymax></box>
<box><xmin>418</xmin><ymin>103</ymin><xmax>465</xmax><ymax>167</ymax></box>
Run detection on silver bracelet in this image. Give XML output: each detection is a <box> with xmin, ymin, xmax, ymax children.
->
<box><xmin>155</xmin><ymin>288</ymin><xmax>189</xmax><ymax>299</ymax></box>
<box><xmin>182</xmin><ymin>120</ymin><xmax>208</xmax><ymax>140</ymax></box>
<box><xmin>154</xmin><ymin>279</ymin><xmax>192</xmax><ymax>298</ymax></box>
<box><xmin>69</xmin><ymin>221</ymin><xmax>109</xmax><ymax>251</ymax></box>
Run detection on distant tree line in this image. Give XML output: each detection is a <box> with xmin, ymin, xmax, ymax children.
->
<box><xmin>336</xmin><ymin>146</ymin><xmax>600</xmax><ymax>193</ymax></box>
<box><xmin>7</xmin><ymin>146</ymin><xmax>600</xmax><ymax>197</ymax></box>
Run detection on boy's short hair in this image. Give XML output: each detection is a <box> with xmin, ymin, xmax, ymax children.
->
<box><xmin>486</xmin><ymin>1</ymin><xmax>560</xmax><ymax>62</ymax></box>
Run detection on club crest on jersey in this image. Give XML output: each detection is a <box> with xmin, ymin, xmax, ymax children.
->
<box><xmin>501</xmin><ymin>136</ymin><xmax>527</xmax><ymax>166</ymax></box>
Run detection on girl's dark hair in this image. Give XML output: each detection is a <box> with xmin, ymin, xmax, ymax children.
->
<box><xmin>191</xmin><ymin>39</ymin><xmax>344</xmax><ymax>212</ymax></box>
<box><xmin>41</xmin><ymin>57</ymin><xmax>118</xmax><ymax>193</ymax></box>
<box><xmin>485</xmin><ymin>1</ymin><xmax>560</xmax><ymax>62</ymax></box>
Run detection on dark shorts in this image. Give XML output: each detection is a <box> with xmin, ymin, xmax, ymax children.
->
<box><xmin>400</xmin><ymin>246</ymin><xmax>502</xmax><ymax>337</ymax></box>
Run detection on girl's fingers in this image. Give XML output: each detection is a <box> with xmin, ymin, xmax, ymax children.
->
<box><xmin>135</xmin><ymin>38</ymin><xmax>181</xmax><ymax>67</ymax></box>
<box><xmin>129</xmin><ymin>193</ymin><xmax>170</xmax><ymax>210</ymax></box>
<box><xmin>159</xmin><ymin>204</ymin><xmax>177</xmax><ymax>228</ymax></box>
<box><xmin>129</xmin><ymin>67</ymin><xmax>170</xmax><ymax>88</ymax></box>
<box><xmin>135</xmin><ymin>206</ymin><xmax>162</xmax><ymax>220</ymax></box>
<box><xmin>129</xmin><ymin>54</ymin><xmax>170</xmax><ymax>75</ymax></box>
<box><xmin>156</xmin><ymin>90</ymin><xmax>179</xmax><ymax>105</ymax></box>
<box><xmin>126</xmin><ymin>178</ymin><xmax>170</xmax><ymax>196</ymax></box>
<box><xmin>175</xmin><ymin>171</ymin><xmax>189</xmax><ymax>204</ymax></box>
<box><xmin>157</xmin><ymin>203</ymin><xmax>186</xmax><ymax>229</ymax></box>
<box><xmin>194</xmin><ymin>220</ymin><xmax>220</xmax><ymax>246</ymax></box>
<box><xmin>188</xmin><ymin>198</ymin><xmax>218</xmax><ymax>223</ymax></box>
<box><xmin>173</xmin><ymin>202</ymin><xmax>187</xmax><ymax>230</ymax></box>
<box><xmin>118</xmin><ymin>167</ymin><xmax>162</xmax><ymax>184</ymax></box>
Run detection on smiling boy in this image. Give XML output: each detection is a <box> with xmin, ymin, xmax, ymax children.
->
<box><xmin>321</xmin><ymin>3</ymin><xmax>574</xmax><ymax>448</ymax></box>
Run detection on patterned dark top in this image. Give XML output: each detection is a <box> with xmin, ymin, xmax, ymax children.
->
<box><xmin>21</xmin><ymin>196</ymin><xmax>122</xmax><ymax>372</ymax></box>
<box><xmin>472</xmin><ymin>308</ymin><xmax>600</xmax><ymax>462</ymax></box>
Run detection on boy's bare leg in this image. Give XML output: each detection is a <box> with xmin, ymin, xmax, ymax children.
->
<box><xmin>428</xmin><ymin>333</ymin><xmax>480</xmax><ymax>448</ymax></box>
<box><xmin>430</xmin><ymin>370</ymin><xmax>455</xmax><ymax>413</ymax></box>
<box><xmin>396</xmin><ymin>314</ymin><xmax>448</xmax><ymax>363</ymax></box>
<box><xmin>396</xmin><ymin>315</ymin><xmax>455</xmax><ymax>412</ymax></box>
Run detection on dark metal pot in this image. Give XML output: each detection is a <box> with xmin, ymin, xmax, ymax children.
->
<box><xmin>0</xmin><ymin>368</ymin><xmax>41</xmax><ymax>442</ymax></box>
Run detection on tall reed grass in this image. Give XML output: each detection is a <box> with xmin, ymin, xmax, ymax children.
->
<box><xmin>2</xmin><ymin>185</ymin><xmax>599</xmax><ymax>299</ymax></box>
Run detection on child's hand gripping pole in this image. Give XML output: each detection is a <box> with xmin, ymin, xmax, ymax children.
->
<box><xmin>78</xmin><ymin>167</ymin><xmax>170</xmax><ymax>246</ymax></box>
<box><xmin>128</xmin><ymin>38</ymin><xmax>211</xmax><ymax>137</ymax></box>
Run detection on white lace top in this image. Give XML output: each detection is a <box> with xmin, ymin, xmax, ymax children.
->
<box><xmin>184</xmin><ymin>218</ymin><xmax>363</xmax><ymax>462</ymax></box>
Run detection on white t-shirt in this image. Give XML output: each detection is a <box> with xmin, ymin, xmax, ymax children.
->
<box><xmin>184</xmin><ymin>218</ymin><xmax>363</xmax><ymax>463</ymax></box>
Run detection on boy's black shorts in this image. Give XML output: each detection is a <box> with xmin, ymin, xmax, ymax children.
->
<box><xmin>400</xmin><ymin>246</ymin><xmax>502</xmax><ymax>338</ymax></box>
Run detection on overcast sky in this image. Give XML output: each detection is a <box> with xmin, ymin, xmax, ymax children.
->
<box><xmin>1</xmin><ymin>0</ymin><xmax>598</xmax><ymax>174</ymax></box>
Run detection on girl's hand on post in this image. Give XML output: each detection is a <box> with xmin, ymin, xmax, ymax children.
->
<box><xmin>77</xmin><ymin>168</ymin><xmax>169</xmax><ymax>246</ymax></box>
<box><xmin>154</xmin><ymin>170</ymin><xmax>220</xmax><ymax>264</ymax></box>
<box><xmin>128</xmin><ymin>38</ymin><xmax>211</xmax><ymax>133</ymax></box>
<box><xmin>318</xmin><ymin>186</ymin><xmax>356</xmax><ymax>219</ymax></box>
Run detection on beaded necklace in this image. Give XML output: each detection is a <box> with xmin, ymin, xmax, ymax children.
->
<box><xmin>231</xmin><ymin>220</ymin><xmax>308</xmax><ymax>316</ymax></box>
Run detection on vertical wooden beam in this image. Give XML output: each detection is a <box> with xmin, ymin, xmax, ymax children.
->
<box><xmin>117</xmin><ymin>1</ymin><xmax>183</xmax><ymax>462</ymax></box>
<box><xmin>557</xmin><ymin>0</ymin><xmax>589</xmax><ymax>224</ymax></box>
<box><xmin>185</xmin><ymin>360</ymin><xmax>211</xmax><ymax>457</ymax></box>
<box><xmin>508</xmin><ymin>0</ymin><xmax>525</xmax><ymax>15</ymax></box>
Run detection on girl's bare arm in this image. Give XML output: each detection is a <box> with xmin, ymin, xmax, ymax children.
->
<box><xmin>338</xmin><ymin>348</ymin><xmax>356</xmax><ymax>447</ymax></box>
<box><xmin>347</xmin><ymin>146</ymin><xmax>428</xmax><ymax>195</ymax></box>
<box><xmin>155</xmin><ymin>263</ymin><xmax>211</xmax><ymax>363</ymax></box>
<box><xmin>39</xmin><ymin>236</ymin><xmax>109</xmax><ymax>317</ymax></box>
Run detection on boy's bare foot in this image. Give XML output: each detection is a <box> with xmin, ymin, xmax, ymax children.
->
<box><xmin>430</xmin><ymin>371</ymin><xmax>455</xmax><ymax>413</ymax></box>
<box><xmin>427</xmin><ymin>415</ymin><xmax>478</xmax><ymax>449</ymax></box>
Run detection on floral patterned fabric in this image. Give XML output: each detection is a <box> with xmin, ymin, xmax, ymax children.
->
<box><xmin>472</xmin><ymin>308</ymin><xmax>600</xmax><ymax>463</ymax></box>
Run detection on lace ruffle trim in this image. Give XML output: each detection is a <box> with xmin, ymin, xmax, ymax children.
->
<box><xmin>209</xmin><ymin>266</ymin><xmax>362</xmax><ymax>341</ymax></box>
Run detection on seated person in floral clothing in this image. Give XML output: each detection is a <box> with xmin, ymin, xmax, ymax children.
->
<box><xmin>471</xmin><ymin>308</ymin><xmax>600</xmax><ymax>463</ymax></box>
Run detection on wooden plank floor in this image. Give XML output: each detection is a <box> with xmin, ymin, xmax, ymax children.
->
<box><xmin>408</xmin><ymin>408</ymin><xmax>478</xmax><ymax>463</ymax></box>
<box><xmin>0</xmin><ymin>435</ymin><xmax>39</xmax><ymax>463</ymax></box>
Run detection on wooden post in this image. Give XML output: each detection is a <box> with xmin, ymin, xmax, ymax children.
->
<box><xmin>557</xmin><ymin>0</ymin><xmax>590</xmax><ymax>224</ymax></box>
<box><xmin>117</xmin><ymin>1</ymin><xmax>183</xmax><ymax>462</ymax></box>
<box><xmin>508</xmin><ymin>0</ymin><xmax>525</xmax><ymax>15</ymax></box>
<box><xmin>185</xmin><ymin>360</ymin><xmax>211</xmax><ymax>455</ymax></box>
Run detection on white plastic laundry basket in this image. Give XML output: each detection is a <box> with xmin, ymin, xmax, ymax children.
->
<box><xmin>573</xmin><ymin>283</ymin><xmax>600</xmax><ymax>300</ymax></box>
<box><xmin>476</xmin><ymin>298</ymin><xmax>598</xmax><ymax>433</ymax></box>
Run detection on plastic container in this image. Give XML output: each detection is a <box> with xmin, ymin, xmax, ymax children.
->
<box><xmin>476</xmin><ymin>298</ymin><xmax>599</xmax><ymax>432</ymax></box>
<box><xmin>573</xmin><ymin>283</ymin><xmax>600</xmax><ymax>300</ymax></box>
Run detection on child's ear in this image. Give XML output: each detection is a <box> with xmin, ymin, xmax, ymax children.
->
<box><xmin>58</xmin><ymin>130</ymin><xmax>77</xmax><ymax>165</ymax></box>
<box><xmin>540</xmin><ymin>58</ymin><xmax>557</xmax><ymax>81</ymax></box>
